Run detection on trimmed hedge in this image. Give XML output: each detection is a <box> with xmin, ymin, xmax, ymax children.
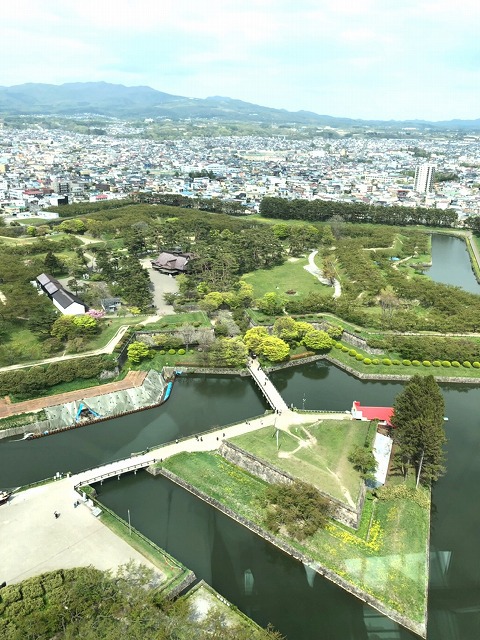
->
<box><xmin>412</xmin><ymin>360</ymin><xmax>421</xmax><ymax>366</ymax></box>
<box><xmin>402</xmin><ymin>359</ymin><xmax>411</xmax><ymax>366</ymax></box>
<box><xmin>442</xmin><ymin>361</ymin><xmax>451</xmax><ymax>367</ymax></box>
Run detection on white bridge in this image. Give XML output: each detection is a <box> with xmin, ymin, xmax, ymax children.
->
<box><xmin>247</xmin><ymin>358</ymin><xmax>288</xmax><ymax>413</ymax></box>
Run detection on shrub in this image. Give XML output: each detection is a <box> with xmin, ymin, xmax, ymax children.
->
<box><xmin>422</xmin><ymin>361</ymin><xmax>431</xmax><ymax>367</ymax></box>
<box><xmin>473</xmin><ymin>362</ymin><xmax>480</xmax><ymax>368</ymax></box>
<box><xmin>348</xmin><ymin>349</ymin><xmax>357</xmax><ymax>356</ymax></box>
<box><xmin>442</xmin><ymin>360</ymin><xmax>451</xmax><ymax>367</ymax></box>
<box><xmin>463</xmin><ymin>361</ymin><xmax>472</xmax><ymax>368</ymax></box>
<box><xmin>392</xmin><ymin>359</ymin><xmax>401</xmax><ymax>366</ymax></box>
<box><xmin>411</xmin><ymin>360</ymin><xmax>421</xmax><ymax>366</ymax></box>
<box><xmin>402</xmin><ymin>359</ymin><xmax>411</xmax><ymax>366</ymax></box>
<box><xmin>432</xmin><ymin>360</ymin><xmax>441</xmax><ymax>367</ymax></box>
<box><xmin>334</xmin><ymin>342</ymin><xmax>342</xmax><ymax>349</ymax></box>
<box><xmin>177</xmin><ymin>349</ymin><xmax>186</xmax><ymax>355</ymax></box>
<box><xmin>382</xmin><ymin>358</ymin><xmax>392</xmax><ymax>366</ymax></box>
<box><xmin>363</xmin><ymin>358</ymin><xmax>372</xmax><ymax>365</ymax></box>
<box><xmin>168</xmin><ymin>349</ymin><xmax>176</xmax><ymax>355</ymax></box>
<box><xmin>355</xmin><ymin>353</ymin><xmax>364</xmax><ymax>361</ymax></box>
<box><xmin>341</xmin><ymin>346</ymin><xmax>349</xmax><ymax>352</ymax></box>
<box><xmin>372</xmin><ymin>358</ymin><xmax>380</xmax><ymax>365</ymax></box>
<box><xmin>452</xmin><ymin>361</ymin><xmax>460</xmax><ymax>367</ymax></box>
<box><xmin>159</xmin><ymin>350</ymin><xmax>166</xmax><ymax>355</ymax></box>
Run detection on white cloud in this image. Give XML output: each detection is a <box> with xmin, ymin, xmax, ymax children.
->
<box><xmin>0</xmin><ymin>0</ymin><xmax>478</xmax><ymax>119</ymax></box>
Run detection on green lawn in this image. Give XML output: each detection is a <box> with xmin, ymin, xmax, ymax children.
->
<box><xmin>162</xmin><ymin>451</ymin><xmax>429</xmax><ymax>626</ymax></box>
<box><xmin>242</xmin><ymin>258</ymin><xmax>333</xmax><ymax>299</ymax></box>
<box><xmin>229</xmin><ymin>420</ymin><xmax>372</xmax><ymax>505</ymax></box>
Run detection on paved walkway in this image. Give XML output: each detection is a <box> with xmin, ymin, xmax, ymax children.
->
<box><xmin>0</xmin><ymin>370</ymin><xmax>147</xmax><ymax>419</ymax></box>
<box><xmin>0</xmin><ymin>479</ymin><xmax>163</xmax><ymax>586</ymax></box>
<box><xmin>247</xmin><ymin>358</ymin><xmax>288</xmax><ymax>412</ymax></box>
<box><xmin>304</xmin><ymin>250</ymin><xmax>342</xmax><ymax>298</ymax></box>
<box><xmin>1</xmin><ymin>409</ymin><xmax>349</xmax><ymax>585</ymax></box>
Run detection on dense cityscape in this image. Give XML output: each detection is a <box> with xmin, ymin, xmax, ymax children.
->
<box><xmin>1</xmin><ymin>120</ymin><xmax>480</xmax><ymax>222</ymax></box>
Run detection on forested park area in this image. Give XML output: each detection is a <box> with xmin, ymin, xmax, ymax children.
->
<box><xmin>1</xmin><ymin>197</ymin><xmax>480</xmax><ymax>379</ymax></box>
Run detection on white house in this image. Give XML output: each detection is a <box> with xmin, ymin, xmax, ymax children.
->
<box><xmin>35</xmin><ymin>273</ymin><xmax>87</xmax><ymax>315</ymax></box>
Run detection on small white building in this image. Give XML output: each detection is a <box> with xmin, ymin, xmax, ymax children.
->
<box><xmin>35</xmin><ymin>273</ymin><xmax>87</xmax><ymax>315</ymax></box>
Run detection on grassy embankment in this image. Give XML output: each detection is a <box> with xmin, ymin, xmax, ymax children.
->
<box><xmin>162</xmin><ymin>450</ymin><xmax>429</xmax><ymax>626</ymax></box>
<box><xmin>229</xmin><ymin>420</ymin><xmax>373</xmax><ymax>506</ymax></box>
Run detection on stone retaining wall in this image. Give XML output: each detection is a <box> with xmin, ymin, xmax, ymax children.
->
<box><xmin>341</xmin><ymin>330</ymin><xmax>384</xmax><ymax>355</ymax></box>
<box><xmin>157</xmin><ymin>467</ymin><xmax>426</xmax><ymax>639</ymax></box>
<box><xmin>165</xmin><ymin>571</ymin><xmax>197</xmax><ymax>600</ymax></box>
<box><xmin>219</xmin><ymin>441</ymin><xmax>360</xmax><ymax>528</ymax></box>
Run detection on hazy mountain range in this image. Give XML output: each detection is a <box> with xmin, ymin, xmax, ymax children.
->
<box><xmin>0</xmin><ymin>81</ymin><xmax>479</xmax><ymax>130</ymax></box>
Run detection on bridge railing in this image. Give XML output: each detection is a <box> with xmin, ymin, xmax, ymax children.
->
<box><xmin>74</xmin><ymin>460</ymin><xmax>151</xmax><ymax>487</ymax></box>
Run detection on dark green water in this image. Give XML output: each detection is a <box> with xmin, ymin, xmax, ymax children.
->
<box><xmin>0</xmin><ymin>375</ymin><xmax>267</xmax><ymax>488</ymax></box>
<box><xmin>94</xmin><ymin>362</ymin><xmax>480</xmax><ymax>640</ymax></box>
<box><xmin>427</xmin><ymin>234</ymin><xmax>480</xmax><ymax>294</ymax></box>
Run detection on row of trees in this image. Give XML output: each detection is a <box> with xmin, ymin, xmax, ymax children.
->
<box><xmin>259</xmin><ymin>196</ymin><xmax>458</xmax><ymax>227</ymax></box>
<box><xmin>0</xmin><ymin>355</ymin><xmax>115</xmax><ymax>397</ymax></box>
<box><xmin>392</xmin><ymin>375</ymin><xmax>446</xmax><ymax>485</ymax></box>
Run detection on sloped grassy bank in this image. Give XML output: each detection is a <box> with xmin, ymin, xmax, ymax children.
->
<box><xmin>158</xmin><ymin>452</ymin><xmax>430</xmax><ymax>638</ymax></box>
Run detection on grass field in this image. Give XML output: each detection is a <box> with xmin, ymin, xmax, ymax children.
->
<box><xmin>229</xmin><ymin>420</ymin><xmax>372</xmax><ymax>506</ymax></box>
<box><xmin>242</xmin><ymin>258</ymin><xmax>333</xmax><ymax>299</ymax></box>
<box><xmin>162</xmin><ymin>451</ymin><xmax>429</xmax><ymax>625</ymax></box>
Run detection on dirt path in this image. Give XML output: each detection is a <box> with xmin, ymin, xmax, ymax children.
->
<box><xmin>304</xmin><ymin>250</ymin><xmax>341</xmax><ymax>298</ymax></box>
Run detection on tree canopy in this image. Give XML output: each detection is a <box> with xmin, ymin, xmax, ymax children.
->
<box><xmin>391</xmin><ymin>374</ymin><xmax>447</xmax><ymax>485</ymax></box>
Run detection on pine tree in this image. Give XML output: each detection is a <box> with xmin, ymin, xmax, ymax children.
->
<box><xmin>391</xmin><ymin>374</ymin><xmax>446</xmax><ymax>485</ymax></box>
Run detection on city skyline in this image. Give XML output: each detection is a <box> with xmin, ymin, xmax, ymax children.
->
<box><xmin>2</xmin><ymin>0</ymin><xmax>479</xmax><ymax>122</ymax></box>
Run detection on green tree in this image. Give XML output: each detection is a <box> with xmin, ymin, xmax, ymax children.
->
<box><xmin>259</xmin><ymin>335</ymin><xmax>290</xmax><ymax>362</ymax></box>
<box><xmin>302</xmin><ymin>329</ymin><xmax>333</xmax><ymax>351</ymax></box>
<box><xmin>58</xmin><ymin>218</ymin><xmax>87</xmax><ymax>234</ymax></box>
<box><xmin>51</xmin><ymin>315</ymin><xmax>77</xmax><ymax>341</ymax></box>
<box><xmin>43</xmin><ymin>251</ymin><xmax>63</xmax><ymax>275</ymax></box>
<box><xmin>391</xmin><ymin>374</ymin><xmax>447</xmax><ymax>485</ymax></box>
<box><xmin>348</xmin><ymin>445</ymin><xmax>377</xmax><ymax>480</ymax></box>
<box><xmin>256</xmin><ymin>292</ymin><xmax>284</xmax><ymax>316</ymax></box>
<box><xmin>243</xmin><ymin>326</ymin><xmax>269</xmax><ymax>353</ymax></box>
<box><xmin>127</xmin><ymin>341</ymin><xmax>150</xmax><ymax>363</ymax></box>
<box><xmin>73</xmin><ymin>315</ymin><xmax>99</xmax><ymax>335</ymax></box>
<box><xmin>273</xmin><ymin>316</ymin><xmax>300</xmax><ymax>344</ymax></box>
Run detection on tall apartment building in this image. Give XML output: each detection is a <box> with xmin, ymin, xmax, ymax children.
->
<box><xmin>414</xmin><ymin>163</ymin><xmax>436</xmax><ymax>193</ymax></box>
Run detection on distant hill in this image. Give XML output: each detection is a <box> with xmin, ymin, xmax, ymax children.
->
<box><xmin>0</xmin><ymin>81</ymin><xmax>478</xmax><ymax>130</ymax></box>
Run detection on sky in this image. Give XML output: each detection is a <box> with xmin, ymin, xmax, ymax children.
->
<box><xmin>2</xmin><ymin>0</ymin><xmax>479</xmax><ymax>121</ymax></box>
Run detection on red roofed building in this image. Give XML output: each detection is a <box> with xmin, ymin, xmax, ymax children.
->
<box><xmin>351</xmin><ymin>401</ymin><xmax>394</xmax><ymax>427</ymax></box>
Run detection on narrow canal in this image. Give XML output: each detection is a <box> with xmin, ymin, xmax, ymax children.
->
<box><xmin>0</xmin><ymin>375</ymin><xmax>267</xmax><ymax>488</ymax></box>
<box><xmin>427</xmin><ymin>234</ymin><xmax>480</xmax><ymax>294</ymax></box>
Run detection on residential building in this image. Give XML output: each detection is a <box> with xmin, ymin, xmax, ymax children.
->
<box><xmin>414</xmin><ymin>164</ymin><xmax>436</xmax><ymax>194</ymax></box>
